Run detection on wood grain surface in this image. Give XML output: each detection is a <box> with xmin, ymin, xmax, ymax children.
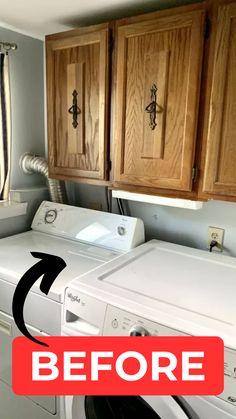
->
<box><xmin>46</xmin><ymin>25</ymin><xmax>109</xmax><ymax>181</ymax></box>
<box><xmin>203</xmin><ymin>2</ymin><xmax>236</xmax><ymax>196</ymax></box>
<box><xmin>113</xmin><ymin>6</ymin><xmax>205</xmax><ymax>191</ymax></box>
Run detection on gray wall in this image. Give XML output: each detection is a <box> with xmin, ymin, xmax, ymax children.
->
<box><xmin>66</xmin><ymin>183</ymin><xmax>236</xmax><ymax>258</ymax></box>
<box><xmin>0</xmin><ymin>27</ymin><xmax>46</xmax><ymax>237</ymax></box>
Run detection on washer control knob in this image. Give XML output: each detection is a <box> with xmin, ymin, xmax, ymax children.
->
<box><xmin>44</xmin><ymin>209</ymin><xmax>57</xmax><ymax>224</ymax></box>
<box><xmin>117</xmin><ymin>225</ymin><xmax>126</xmax><ymax>236</ymax></box>
<box><xmin>129</xmin><ymin>325</ymin><xmax>149</xmax><ymax>337</ymax></box>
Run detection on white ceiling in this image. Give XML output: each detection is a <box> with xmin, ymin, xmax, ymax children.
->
<box><xmin>0</xmin><ymin>0</ymin><xmax>200</xmax><ymax>40</ymax></box>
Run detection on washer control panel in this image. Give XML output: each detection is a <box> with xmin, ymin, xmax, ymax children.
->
<box><xmin>103</xmin><ymin>305</ymin><xmax>188</xmax><ymax>337</ymax></box>
<box><xmin>218</xmin><ymin>348</ymin><xmax>236</xmax><ymax>406</ymax></box>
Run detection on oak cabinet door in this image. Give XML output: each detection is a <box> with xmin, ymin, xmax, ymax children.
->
<box><xmin>114</xmin><ymin>8</ymin><xmax>205</xmax><ymax>191</ymax></box>
<box><xmin>46</xmin><ymin>26</ymin><xmax>109</xmax><ymax>181</ymax></box>
<box><xmin>203</xmin><ymin>3</ymin><xmax>236</xmax><ymax>196</ymax></box>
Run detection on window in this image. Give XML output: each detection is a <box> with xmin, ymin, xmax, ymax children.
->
<box><xmin>0</xmin><ymin>51</ymin><xmax>11</xmax><ymax>201</ymax></box>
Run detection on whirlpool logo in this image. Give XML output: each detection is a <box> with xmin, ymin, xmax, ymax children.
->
<box><xmin>67</xmin><ymin>292</ymin><xmax>80</xmax><ymax>303</ymax></box>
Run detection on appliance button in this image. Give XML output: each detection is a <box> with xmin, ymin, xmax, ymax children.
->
<box><xmin>45</xmin><ymin>209</ymin><xmax>57</xmax><ymax>224</ymax></box>
<box><xmin>130</xmin><ymin>330</ymin><xmax>142</xmax><ymax>336</ymax></box>
<box><xmin>112</xmin><ymin>319</ymin><xmax>119</xmax><ymax>329</ymax></box>
<box><xmin>129</xmin><ymin>325</ymin><xmax>149</xmax><ymax>337</ymax></box>
<box><xmin>117</xmin><ymin>226</ymin><xmax>126</xmax><ymax>236</ymax></box>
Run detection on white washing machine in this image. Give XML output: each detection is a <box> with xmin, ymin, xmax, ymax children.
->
<box><xmin>63</xmin><ymin>239</ymin><xmax>236</xmax><ymax>419</ymax></box>
<box><xmin>0</xmin><ymin>200</ymin><xmax>144</xmax><ymax>419</ymax></box>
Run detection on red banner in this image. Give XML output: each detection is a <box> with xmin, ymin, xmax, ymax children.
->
<box><xmin>12</xmin><ymin>336</ymin><xmax>224</xmax><ymax>396</ymax></box>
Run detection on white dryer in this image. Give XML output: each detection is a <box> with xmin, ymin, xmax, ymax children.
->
<box><xmin>0</xmin><ymin>200</ymin><xmax>144</xmax><ymax>419</ymax></box>
<box><xmin>63</xmin><ymin>239</ymin><xmax>236</xmax><ymax>419</ymax></box>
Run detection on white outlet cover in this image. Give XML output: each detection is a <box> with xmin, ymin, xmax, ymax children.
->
<box><xmin>208</xmin><ymin>226</ymin><xmax>225</xmax><ymax>252</ymax></box>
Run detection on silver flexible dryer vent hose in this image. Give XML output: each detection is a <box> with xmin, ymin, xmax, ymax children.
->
<box><xmin>19</xmin><ymin>153</ymin><xmax>67</xmax><ymax>204</ymax></box>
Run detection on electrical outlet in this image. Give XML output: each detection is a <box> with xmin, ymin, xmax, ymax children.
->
<box><xmin>208</xmin><ymin>226</ymin><xmax>225</xmax><ymax>252</ymax></box>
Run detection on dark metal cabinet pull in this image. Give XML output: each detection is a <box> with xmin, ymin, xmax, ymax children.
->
<box><xmin>145</xmin><ymin>84</ymin><xmax>158</xmax><ymax>130</ymax></box>
<box><xmin>68</xmin><ymin>89</ymin><xmax>81</xmax><ymax>128</ymax></box>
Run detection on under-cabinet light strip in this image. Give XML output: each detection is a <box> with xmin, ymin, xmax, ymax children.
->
<box><xmin>112</xmin><ymin>190</ymin><xmax>204</xmax><ymax>210</ymax></box>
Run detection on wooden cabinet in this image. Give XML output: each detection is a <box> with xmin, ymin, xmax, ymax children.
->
<box><xmin>113</xmin><ymin>6</ymin><xmax>206</xmax><ymax>191</ymax></box>
<box><xmin>46</xmin><ymin>24</ymin><xmax>109</xmax><ymax>182</ymax></box>
<box><xmin>203</xmin><ymin>2</ymin><xmax>236</xmax><ymax>197</ymax></box>
<box><xmin>45</xmin><ymin>2</ymin><xmax>236</xmax><ymax>201</ymax></box>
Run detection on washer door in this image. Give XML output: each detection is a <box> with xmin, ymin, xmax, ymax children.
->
<box><xmin>68</xmin><ymin>396</ymin><xmax>191</xmax><ymax>419</ymax></box>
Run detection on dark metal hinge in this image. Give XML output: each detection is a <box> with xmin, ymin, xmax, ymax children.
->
<box><xmin>192</xmin><ymin>166</ymin><xmax>198</xmax><ymax>182</ymax></box>
<box><xmin>204</xmin><ymin>16</ymin><xmax>211</xmax><ymax>39</ymax></box>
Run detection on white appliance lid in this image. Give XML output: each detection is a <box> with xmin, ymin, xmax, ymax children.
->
<box><xmin>101</xmin><ymin>242</ymin><xmax>235</xmax><ymax>325</ymax></box>
<box><xmin>0</xmin><ymin>231</ymin><xmax>121</xmax><ymax>302</ymax></box>
<box><xmin>70</xmin><ymin>240</ymin><xmax>236</xmax><ymax>348</ymax></box>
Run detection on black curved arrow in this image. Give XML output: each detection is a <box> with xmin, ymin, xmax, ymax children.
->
<box><xmin>12</xmin><ymin>252</ymin><xmax>67</xmax><ymax>347</ymax></box>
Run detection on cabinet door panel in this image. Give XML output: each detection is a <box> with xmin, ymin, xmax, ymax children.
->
<box><xmin>47</xmin><ymin>28</ymin><xmax>109</xmax><ymax>180</ymax></box>
<box><xmin>114</xmin><ymin>10</ymin><xmax>205</xmax><ymax>191</ymax></box>
<box><xmin>203</xmin><ymin>4</ymin><xmax>236</xmax><ymax>196</ymax></box>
